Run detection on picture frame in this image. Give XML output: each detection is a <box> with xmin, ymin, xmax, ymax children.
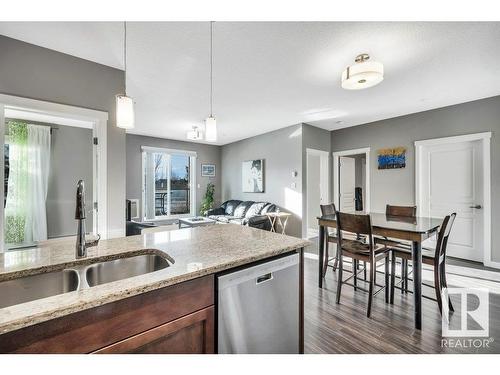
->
<box><xmin>242</xmin><ymin>159</ymin><xmax>265</xmax><ymax>193</ymax></box>
<box><xmin>201</xmin><ymin>163</ymin><xmax>216</xmax><ymax>177</ymax></box>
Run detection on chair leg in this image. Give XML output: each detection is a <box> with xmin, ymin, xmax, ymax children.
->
<box><xmin>322</xmin><ymin>239</ymin><xmax>329</xmax><ymax>278</ymax></box>
<box><xmin>367</xmin><ymin>258</ymin><xmax>375</xmax><ymax>318</ymax></box>
<box><xmin>353</xmin><ymin>259</ymin><xmax>358</xmax><ymax>291</ymax></box>
<box><xmin>404</xmin><ymin>259</ymin><xmax>410</xmax><ymax>294</ymax></box>
<box><xmin>400</xmin><ymin>259</ymin><xmax>405</xmax><ymax>294</ymax></box>
<box><xmin>441</xmin><ymin>262</ymin><xmax>454</xmax><ymax>312</ymax></box>
<box><xmin>390</xmin><ymin>253</ymin><xmax>396</xmax><ymax>304</ymax></box>
<box><xmin>434</xmin><ymin>265</ymin><xmax>443</xmax><ymax>316</ymax></box>
<box><xmin>363</xmin><ymin>261</ymin><xmax>367</xmax><ymax>280</ymax></box>
<box><xmin>384</xmin><ymin>256</ymin><xmax>390</xmax><ymax>303</ymax></box>
<box><xmin>336</xmin><ymin>251</ymin><xmax>343</xmax><ymax>304</ymax></box>
<box><xmin>332</xmin><ymin>244</ymin><xmax>338</xmax><ymax>272</ymax></box>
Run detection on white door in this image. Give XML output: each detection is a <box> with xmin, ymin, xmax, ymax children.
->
<box><xmin>339</xmin><ymin>156</ymin><xmax>356</xmax><ymax>213</ymax></box>
<box><xmin>420</xmin><ymin>140</ymin><xmax>483</xmax><ymax>261</ymax></box>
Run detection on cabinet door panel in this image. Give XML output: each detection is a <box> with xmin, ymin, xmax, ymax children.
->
<box><xmin>93</xmin><ymin>306</ymin><xmax>214</xmax><ymax>354</ymax></box>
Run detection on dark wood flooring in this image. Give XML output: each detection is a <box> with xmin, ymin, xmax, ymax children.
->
<box><xmin>303</xmin><ymin>256</ymin><xmax>500</xmax><ymax>354</ymax></box>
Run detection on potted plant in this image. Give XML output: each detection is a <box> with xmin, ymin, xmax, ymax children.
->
<box><xmin>200</xmin><ymin>182</ymin><xmax>215</xmax><ymax>216</ymax></box>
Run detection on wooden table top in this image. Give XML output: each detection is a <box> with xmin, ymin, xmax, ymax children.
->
<box><xmin>318</xmin><ymin>212</ymin><xmax>442</xmax><ymax>236</ymax></box>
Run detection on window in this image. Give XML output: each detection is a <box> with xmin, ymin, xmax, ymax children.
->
<box><xmin>142</xmin><ymin>147</ymin><xmax>196</xmax><ymax>220</ymax></box>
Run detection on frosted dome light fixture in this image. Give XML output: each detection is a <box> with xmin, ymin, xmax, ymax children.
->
<box><xmin>341</xmin><ymin>53</ymin><xmax>384</xmax><ymax>90</ymax></box>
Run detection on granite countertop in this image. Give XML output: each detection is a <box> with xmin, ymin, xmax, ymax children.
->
<box><xmin>0</xmin><ymin>224</ymin><xmax>310</xmax><ymax>335</ymax></box>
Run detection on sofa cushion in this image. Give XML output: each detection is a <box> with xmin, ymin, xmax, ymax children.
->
<box><xmin>229</xmin><ymin>218</ymin><xmax>249</xmax><ymax>225</ymax></box>
<box><xmin>224</xmin><ymin>200</ymin><xmax>242</xmax><ymax>216</ymax></box>
<box><xmin>233</xmin><ymin>201</ymin><xmax>254</xmax><ymax>218</ymax></box>
<box><xmin>245</xmin><ymin>202</ymin><xmax>267</xmax><ymax>218</ymax></box>
<box><xmin>261</xmin><ymin>203</ymin><xmax>277</xmax><ymax>214</ymax></box>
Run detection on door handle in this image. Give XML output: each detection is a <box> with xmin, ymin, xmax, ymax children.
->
<box><xmin>469</xmin><ymin>205</ymin><xmax>482</xmax><ymax>209</ymax></box>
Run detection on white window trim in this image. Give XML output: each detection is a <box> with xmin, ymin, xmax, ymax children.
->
<box><xmin>141</xmin><ymin>147</ymin><xmax>197</xmax><ymax>221</ymax></box>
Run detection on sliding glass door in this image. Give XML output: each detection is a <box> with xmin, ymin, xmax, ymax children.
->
<box><xmin>143</xmin><ymin>148</ymin><xmax>196</xmax><ymax>221</ymax></box>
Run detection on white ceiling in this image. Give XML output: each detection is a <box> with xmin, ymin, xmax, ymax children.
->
<box><xmin>1</xmin><ymin>22</ymin><xmax>500</xmax><ymax>145</ymax></box>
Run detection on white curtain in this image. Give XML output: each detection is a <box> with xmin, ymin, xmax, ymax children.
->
<box><xmin>24</xmin><ymin>125</ymin><xmax>51</xmax><ymax>243</ymax></box>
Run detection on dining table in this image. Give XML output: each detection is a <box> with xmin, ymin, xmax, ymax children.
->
<box><xmin>317</xmin><ymin>212</ymin><xmax>442</xmax><ymax>330</ymax></box>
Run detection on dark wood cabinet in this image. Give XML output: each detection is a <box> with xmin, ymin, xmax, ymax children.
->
<box><xmin>93</xmin><ymin>306</ymin><xmax>214</xmax><ymax>354</ymax></box>
<box><xmin>0</xmin><ymin>275</ymin><xmax>215</xmax><ymax>353</ymax></box>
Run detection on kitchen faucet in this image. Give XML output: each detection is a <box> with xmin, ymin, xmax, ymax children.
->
<box><xmin>75</xmin><ymin>180</ymin><xmax>100</xmax><ymax>258</ymax></box>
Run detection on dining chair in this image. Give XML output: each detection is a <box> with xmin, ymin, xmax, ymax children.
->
<box><xmin>335</xmin><ymin>212</ymin><xmax>391</xmax><ymax>317</ymax></box>
<box><xmin>320</xmin><ymin>204</ymin><xmax>367</xmax><ymax>280</ymax></box>
<box><xmin>390</xmin><ymin>213</ymin><xmax>457</xmax><ymax>315</ymax></box>
<box><xmin>320</xmin><ymin>204</ymin><xmax>339</xmax><ymax>278</ymax></box>
<box><xmin>376</xmin><ymin>205</ymin><xmax>417</xmax><ymax>293</ymax></box>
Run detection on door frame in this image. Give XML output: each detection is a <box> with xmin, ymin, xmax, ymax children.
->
<box><xmin>0</xmin><ymin>94</ymin><xmax>109</xmax><ymax>250</ymax></box>
<box><xmin>305</xmin><ymin>148</ymin><xmax>330</xmax><ymax>239</ymax></box>
<box><xmin>332</xmin><ymin>147</ymin><xmax>371</xmax><ymax>214</ymax></box>
<box><xmin>415</xmin><ymin>132</ymin><xmax>495</xmax><ymax>268</ymax></box>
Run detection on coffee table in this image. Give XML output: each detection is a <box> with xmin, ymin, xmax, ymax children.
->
<box><xmin>178</xmin><ymin>217</ymin><xmax>216</xmax><ymax>229</ymax></box>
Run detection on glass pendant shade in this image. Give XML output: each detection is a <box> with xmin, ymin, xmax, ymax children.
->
<box><xmin>205</xmin><ymin>116</ymin><xmax>217</xmax><ymax>142</ymax></box>
<box><xmin>341</xmin><ymin>60</ymin><xmax>384</xmax><ymax>90</ymax></box>
<box><xmin>116</xmin><ymin>94</ymin><xmax>135</xmax><ymax>129</ymax></box>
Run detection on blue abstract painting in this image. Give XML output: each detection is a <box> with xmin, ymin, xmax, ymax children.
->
<box><xmin>378</xmin><ymin>147</ymin><xmax>406</xmax><ymax>169</ymax></box>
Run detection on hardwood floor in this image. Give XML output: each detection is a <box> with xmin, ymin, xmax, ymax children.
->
<box><xmin>303</xmin><ymin>253</ymin><xmax>500</xmax><ymax>354</ymax></box>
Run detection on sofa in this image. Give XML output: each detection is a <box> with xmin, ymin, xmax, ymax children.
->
<box><xmin>206</xmin><ymin>200</ymin><xmax>278</xmax><ymax>231</ymax></box>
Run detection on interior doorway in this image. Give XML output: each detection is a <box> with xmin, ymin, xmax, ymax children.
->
<box><xmin>0</xmin><ymin>94</ymin><xmax>108</xmax><ymax>251</ymax></box>
<box><xmin>306</xmin><ymin>148</ymin><xmax>329</xmax><ymax>239</ymax></box>
<box><xmin>333</xmin><ymin>147</ymin><xmax>370</xmax><ymax>214</ymax></box>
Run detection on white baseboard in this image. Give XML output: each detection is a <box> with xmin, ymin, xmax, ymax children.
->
<box><xmin>484</xmin><ymin>259</ymin><xmax>500</xmax><ymax>270</ymax></box>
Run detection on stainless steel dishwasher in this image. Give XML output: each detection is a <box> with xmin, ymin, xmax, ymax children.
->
<box><xmin>217</xmin><ymin>253</ymin><xmax>299</xmax><ymax>354</ymax></box>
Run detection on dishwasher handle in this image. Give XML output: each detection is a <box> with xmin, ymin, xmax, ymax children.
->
<box><xmin>256</xmin><ymin>272</ymin><xmax>273</xmax><ymax>285</ymax></box>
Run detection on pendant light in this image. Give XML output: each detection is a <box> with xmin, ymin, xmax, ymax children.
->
<box><xmin>341</xmin><ymin>53</ymin><xmax>384</xmax><ymax>90</ymax></box>
<box><xmin>116</xmin><ymin>21</ymin><xmax>135</xmax><ymax>129</ymax></box>
<box><xmin>187</xmin><ymin>126</ymin><xmax>203</xmax><ymax>141</ymax></box>
<box><xmin>204</xmin><ymin>21</ymin><xmax>217</xmax><ymax>142</ymax></box>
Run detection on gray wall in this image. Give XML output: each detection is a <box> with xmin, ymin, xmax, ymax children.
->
<box><xmin>126</xmin><ymin>134</ymin><xmax>221</xmax><ymax>219</ymax></box>
<box><xmin>221</xmin><ymin>124</ymin><xmax>303</xmax><ymax>237</ymax></box>
<box><xmin>302</xmin><ymin>124</ymin><xmax>331</xmax><ymax>237</ymax></box>
<box><xmin>0</xmin><ymin>35</ymin><xmax>126</xmax><ymax>238</ymax></box>
<box><xmin>331</xmin><ymin>95</ymin><xmax>500</xmax><ymax>261</ymax></box>
<box><xmin>47</xmin><ymin>124</ymin><xmax>93</xmax><ymax>238</ymax></box>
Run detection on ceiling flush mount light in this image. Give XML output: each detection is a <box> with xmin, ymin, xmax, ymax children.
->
<box><xmin>187</xmin><ymin>126</ymin><xmax>203</xmax><ymax>141</ymax></box>
<box><xmin>204</xmin><ymin>21</ymin><xmax>217</xmax><ymax>142</ymax></box>
<box><xmin>341</xmin><ymin>53</ymin><xmax>384</xmax><ymax>90</ymax></box>
<box><xmin>116</xmin><ymin>21</ymin><xmax>135</xmax><ymax>129</ymax></box>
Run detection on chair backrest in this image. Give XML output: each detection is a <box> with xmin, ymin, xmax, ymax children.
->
<box><xmin>335</xmin><ymin>212</ymin><xmax>375</xmax><ymax>253</ymax></box>
<box><xmin>320</xmin><ymin>203</ymin><xmax>336</xmax><ymax>216</ymax></box>
<box><xmin>434</xmin><ymin>213</ymin><xmax>457</xmax><ymax>265</ymax></box>
<box><xmin>386</xmin><ymin>204</ymin><xmax>417</xmax><ymax>217</ymax></box>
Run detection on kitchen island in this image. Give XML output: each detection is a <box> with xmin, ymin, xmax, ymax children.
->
<box><xmin>0</xmin><ymin>224</ymin><xmax>309</xmax><ymax>353</ymax></box>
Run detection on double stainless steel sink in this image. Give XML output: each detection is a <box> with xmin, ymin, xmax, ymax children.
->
<box><xmin>0</xmin><ymin>253</ymin><xmax>171</xmax><ymax>309</ymax></box>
